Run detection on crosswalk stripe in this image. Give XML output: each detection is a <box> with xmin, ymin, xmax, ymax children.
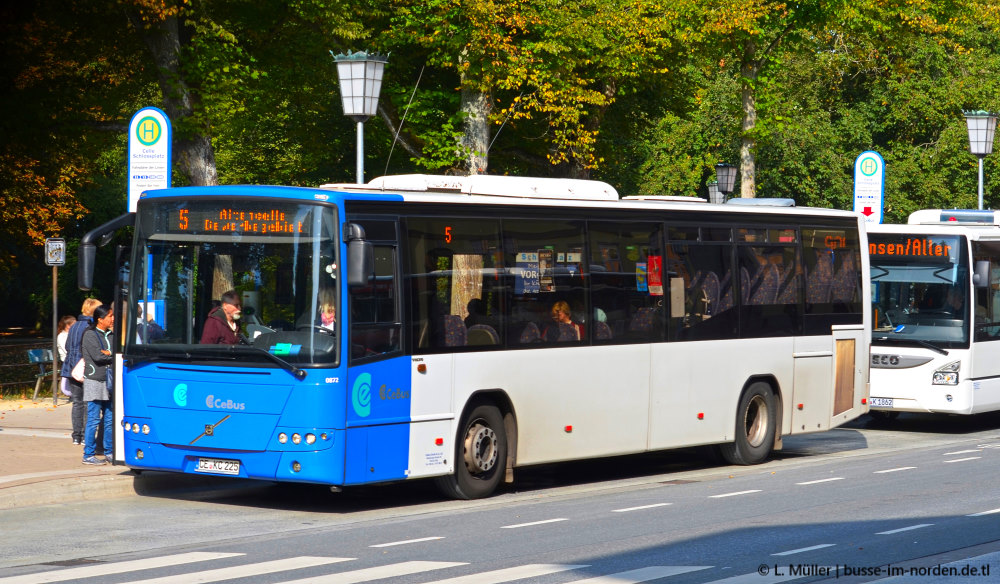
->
<box><xmin>421</xmin><ymin>563</ymin><xmax>590</xmax><ymax>584</ymax></box>
<box><xmin>128</xmin><ymin>556</ymin><xmax>353</xmax><ymax>584</ymax></box>
<box><xmin>0</xmin><ymin>552</ymin><xmax>243</xmax><ymax>584</ymax></box>
<box><xmin>272</xmin><ymin>561</ymin><xmax>467</xmax><ymax>584</ymax></box>
<box><xmin>568</xmin><ymin>566</ymin><xmax>712</xmax><ymax>584</ymax></box>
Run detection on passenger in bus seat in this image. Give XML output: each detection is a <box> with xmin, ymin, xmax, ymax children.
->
<box><xmin>200</xmin><ymin>290</ymin><xmax>242</xmax><ymax>344</ymax></box>
<box><xmin>543</xmin><ymin>300</ymin><xmax>582</xmax><ymax>341</ymax></box>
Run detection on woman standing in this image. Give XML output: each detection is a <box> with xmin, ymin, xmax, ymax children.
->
<box><xmin>60</xmin><ymin>298</ymin><xmax>101</xmax><ymax>445</ymax></box>
<box><xmin>56</xmin><ymin>315</ymin><xmax>76</xmax><ymax>396</ymax></box>
<box><xmin>81</xmin><ymin>304</ymin><xmax>115</xmax><ymax>465</ymax></box>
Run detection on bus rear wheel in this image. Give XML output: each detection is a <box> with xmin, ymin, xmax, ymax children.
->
<box><xmin>718</xmin><ymin>381</ymin><xmax>777</xmax><ymax>465</ymax></box>
<box><xmin>435</xmin><ymin>403</ymin><xmax>507</xmax><ymax>500</ymax></box>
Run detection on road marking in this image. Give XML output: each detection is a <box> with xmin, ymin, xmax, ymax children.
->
<box><xmin>0</xmin><ymin>552</ymin><xmax>244</xmax><ymax>584</ymax></box>
<box><xmin>128</xmin><ymin>557</ymin><xmax>352</xmax><ymax>584</ymax></box>
<box><xmin>612</xmin><ymin>503</ymin><xmax>672</xmax><ymax>513</ymax></box>
<box><xmin>422</xmin><ymin>564</ymin><xmax>588</xmax><ymax>584</ymax></box>
<box><xmin>795</xmin><ymin>478</ymin><xmax>844</xmax><ymax>485</ymax></box>
<box><xmin>569</xmin><ymin>566</ymin><xmax>711</xmax><ymax>583</ymax></box>
<box><xmin>370</xmin><ymin>537</ymin><xmax>443</xmax><ymax>548</ymax></box>
<box><xmin>771</xmin><ymin>543</ymin><xmax>836</xmax><ymax>556</ymax></box>
<box><xmin>500</xmin><ymin>518</ymin><xmax>568</xmax><ymax>529</ymax></box>
<box><xmin>943</xmin><ymin>449</ymin><xmax>981</xmax><ymax>455</ymax></box>
<box><xmin>709</xmin><ymin>490</ymin><xmax>762</xmax><ymax>498</ymax></box>
<box><xmin>877</xmin><ymin>523</ymin><xmax>933</xmax><ymax>535</ymax></box>
<box><xmin>273</xmin><ymin>561</ymin><xmax>466</xmax><ymax>584</ymax></box>
<box><xmin>943</xmin><ymin>457</ymin><xmax>981</xmax><ymax>463</ymax></box>
<box><xmin>874</xmin><ymin>466</ymin><xmax>916</xmax><ymax>474</ymax></box>
<box><xmin>967</xmin><ymin>507</ymin><xmax>1000</xmax><ymax>517</ymax></box>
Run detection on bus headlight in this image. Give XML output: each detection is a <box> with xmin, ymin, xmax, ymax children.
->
<box><xmin>933</xmin><ymin>361</ymin><xmax>960</xmax><ymax>385</ymax></box>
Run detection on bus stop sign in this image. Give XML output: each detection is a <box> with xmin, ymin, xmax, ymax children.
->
<box><xmin>853</xmin><ymin>151</ymin><xmax>885</xmax><ymax>224</ymax></box>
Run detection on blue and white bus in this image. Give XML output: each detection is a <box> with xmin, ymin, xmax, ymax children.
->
<box><xmin>869</xmin><ymin>209</ymin><xmax>1000</xmax><ymax>417</ymax></box>
<box><xmin>80</xmin><ymin>174</ymin><xmax>869</xmax><ymax>499</ymax></box>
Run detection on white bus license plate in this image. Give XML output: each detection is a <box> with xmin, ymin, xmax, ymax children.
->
<box><xmin>196</xmin><ymin>457</ymin><xmax>240</xmax><ymax>476</ymax></box>
<box><xmin>870</xmin><ymin>397</ymin><xmax>894</xmax><ymax>408</ymax></box>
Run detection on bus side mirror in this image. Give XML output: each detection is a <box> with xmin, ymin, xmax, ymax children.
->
<box><xmin>344</xmin><ymin>223</ymin><xmax>373</xmax><ymax>288</ymax></box>
<box><xmin>78</xmin><ymin>243</ymin><xmax>96</xmax><ymax>291</ymax></box>
<box><xmin>974</xmin><ymin>260</ymin><xmax>990</xmax><ymax>288</ymax></box>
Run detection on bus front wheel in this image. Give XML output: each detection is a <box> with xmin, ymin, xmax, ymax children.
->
<box><xmin>435</xmin><ymin>404</ymin><xmax>507</xmax><ymax>500</ymax></box>
<box><xmin>718</xmin><ymin>382</ymin><xmax>777</xmax><ymax>465</ymax></box>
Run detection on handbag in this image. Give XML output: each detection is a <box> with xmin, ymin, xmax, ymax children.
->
<box><xmin>71</xmin><ymin>358</ymin><xmax>85</xmax><ymax>382</ymax></box>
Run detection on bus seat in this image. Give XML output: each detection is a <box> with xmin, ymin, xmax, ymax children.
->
<box><xmin>751</xmin><ymin>263</ymin><xmax>779</xmax><ymax>305</ymax></box>
<box><xmin>594</xmin><ymin>321</ymin><xmax>613</xmax><ymax>340</ymax></box>
<box><xmin>830</xmin><ymin>254</ymin><xmax>857</xmax><ymax>302</ymax></box>
<box><xmin>468</xmin><ymin>324</ymin><xmax>499</xmax><ymax>345</ymax></box>
<box><xmin>629</xmin><ymin>307</ymin><xmax>656</xmax><ymax>332</ymax></box>
<box><xmin>441</xmin><ymin>314</ymin><xmax>467</xmax><ymax>347</ymax></box>
<box><xmin>807</xmin><ymin>250</ymin><xmax>834</xmax><ymax>303</ymax></box>
<box><xmin>519</xmin><ymin>322</ymin><xmax>541</xmax><ymax>344</ymax></box>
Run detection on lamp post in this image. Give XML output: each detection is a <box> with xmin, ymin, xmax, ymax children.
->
<box><xmin>707</xmin><ymin>180</ymin><xmax>724</xmax><ymax>204</ymax></box>
<box><xmin>715</xmin><ymin>163</ymin><xmax>737</xmax><ymax>198</ymax></box>
<box><xmin>331</xmin><ymin>50</ymin><xmax>389</xmax><ymax>184</ymax></box>
<box><xmin>964</xmin><ymin>110</ymin><xmax>998</xmax><ymax>210</ymax></box>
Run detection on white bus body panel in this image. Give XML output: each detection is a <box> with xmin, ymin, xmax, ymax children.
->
<box><xmin>870</xmin><ymin>348</ymin><xmax>1000</xmax><ymax>414</ymax></box>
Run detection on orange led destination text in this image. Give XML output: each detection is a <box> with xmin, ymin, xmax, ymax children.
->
<box><xmin>869</xmin><ymin>238</ymin><xmax>952</xmax><ymax>258</ymax></box>
<box><xmin>201</xmin><ymin>208</ymin><xmax>302</xmax><ymax>234</ymax></box>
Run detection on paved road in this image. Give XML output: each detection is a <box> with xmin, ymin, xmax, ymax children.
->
<box><xmin>2</xmin><ymin>410</ymin><xmax>999</xmax><ymax>583</ymax></box>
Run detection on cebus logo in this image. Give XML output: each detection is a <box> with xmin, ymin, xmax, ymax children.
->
<box><xmin>173</xmin><ymin>383</ymin><xmax>187</xmax><ymax>407</ymax></box>
<box><xmin>205</xmin><ymin>394</ymin><xmax>246</xmax><ymax>411</ymax></box>
<box><xmin>352</xmin><ymin>373</ymin><xmax>372</xmax><ymax>418</ymax></box>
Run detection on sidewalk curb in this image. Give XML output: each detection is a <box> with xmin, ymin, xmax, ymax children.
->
<box><xmin>0</xmin><ymin>468</ymin><xmax>276</xmax><ymax>510</ymax></box>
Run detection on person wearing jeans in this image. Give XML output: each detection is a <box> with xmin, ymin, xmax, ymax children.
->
<box><xmin>60</xmin><ymin>298</ymin><xmax>101</xmax><ymax>446</ymax></box>
<box><xmin>81</xmin><ymin>304</ymin><xmax>115</xmax><ymax>465</ymax></box>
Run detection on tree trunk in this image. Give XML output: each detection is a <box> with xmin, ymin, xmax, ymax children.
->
<box><xmin>126</xmin><ymin>9</ymin><xmax>218</xmax><ymax>186</ymax></box>
<box><xmin>458</xmin><ymin>85</ymin><xmax>490</xmax><ymax>175</ymax></box>
<box><xmin>740</xmin><ymin>38</ymin><xmax>757</xmax><ymax>198</ymax></box>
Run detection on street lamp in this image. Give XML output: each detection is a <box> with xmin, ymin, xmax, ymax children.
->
<box><xmin>707</xmin><ymin>180</ymin><xmax>724</xmax><ymax>204</ymax></box>
<box><xmin>964</xmin><ymin>110</ymin><xmax>998</xmax><ymax>210</ymax></box>
<box><xmin>715</xmin><ymin>163</ymin><xmax>737</xmax><ymax>198</ymax></box>
<box><xmin>331</xmin><ymin>50</ymin><xmax>389</xmax><ymax>184</ymax></box>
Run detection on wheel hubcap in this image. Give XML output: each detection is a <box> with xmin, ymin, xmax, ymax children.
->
<box><xmin>745</xmin><ymin>394</ymin><xmax>769</xmax><ymax>448</ymax></box>
<box><xmin>463</xmin><ymin>422</ymin><xmax>498</xmax><ymax>474</ymax></box>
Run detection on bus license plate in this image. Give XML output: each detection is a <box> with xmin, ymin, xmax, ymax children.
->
<box><xmin>870</xmin><ymin>397</ymin><xmax>894</xmax><ymax>408</ymax></box>
<box><xmin>196</xmin><ymin>457</ymin><xmax>240</xmax><ymax>476</ymax></box>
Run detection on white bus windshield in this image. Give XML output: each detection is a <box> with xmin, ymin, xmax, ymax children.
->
<box><xmin>126</xmin><ymin>200</ymin><xmax>340</xmax><ymax>365</ymax></box>
<box><xmin>870</xmin><ymin>234</ymin><xmax>969</xmax><ymax>348</ymax></box>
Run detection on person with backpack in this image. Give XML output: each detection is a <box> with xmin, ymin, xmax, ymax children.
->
<box><xmin>81</xmin><ymin>304</ymin><xmax>115</xmax><ymax>465</ymax></box>
<box><xmin>60</xmin><ymin>298</ymin><xmax>102</xmax><ymax>446</ymax></box>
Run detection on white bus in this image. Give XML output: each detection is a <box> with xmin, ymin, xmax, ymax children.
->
<box><xmin>85</xmin><ymin>174</ymin><xmax>870</xmax><ymax>500</ymax></box>
<box><xmin>869</xmin><ymin>209</ymin><xmax>1000</xmax><ymax>418</ymax></box>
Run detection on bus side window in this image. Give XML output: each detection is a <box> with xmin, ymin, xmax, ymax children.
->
<box><xmin>349</xmin><ymin>243</ymin><xmax>401</xmax><ymax>362</ymax></box>
<box><xmin>405</xmin><ymin>217</ymin><xmax>503</xmax><ymax>353</ymax></box>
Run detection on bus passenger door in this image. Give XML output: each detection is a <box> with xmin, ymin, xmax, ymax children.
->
<box><xmin>344</xmin><ymin>238</ymin><xmax>412</xmax><ymax>485</ymax></box>
<box><xmin>791</xmin><ymin>325</ymin><xmax>866</xmax><ymax>434</ymax></box>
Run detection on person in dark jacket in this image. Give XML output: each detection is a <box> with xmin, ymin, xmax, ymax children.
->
<box><xmin>81</xmin><ymin>304</ymin><xmax>115</xmax><ymax>465</ymax></box>
<box><xmin>200</xmin><ymin>290</ymin><xmax>241</xmax><ymax>344</ymax></box>
<box><xmin>60</xmin><ymin>298</ymin><xmax>102</xmax><ymax>446</ymax></box>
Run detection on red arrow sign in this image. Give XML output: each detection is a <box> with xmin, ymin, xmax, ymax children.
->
<box><xmin>861</xmin><ymin>206</ymin><xmax>874</xmax><ymax>216</ymax></box>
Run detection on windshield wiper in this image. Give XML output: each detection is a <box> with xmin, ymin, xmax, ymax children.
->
<box><xmin>125</xmin><ymin>343</ymin><xmax>306</xmax><ymax>379</ymax></box>
<box><xmin>873</xmin><ymin>336</ymin><xmax>949</xmax><ymax>356</ymax></box>
<box><xmin>240</xmin><ymin>344</ymin><xmax>307</xmax><ymax>380</ymax></box>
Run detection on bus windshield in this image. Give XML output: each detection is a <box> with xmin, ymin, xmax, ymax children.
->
<box><xmin>870</xmin><ymin>233</ymin><xmax>969</xmax><ymax>348</ymax></box>
<box><xmin>126</xmin><ymin>199</ymin><xmax>340</xmax><ymax>365</ymax></box>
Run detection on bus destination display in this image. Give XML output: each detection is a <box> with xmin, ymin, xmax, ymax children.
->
<box><xmin>172</xmin><ymin>207</ymin><xmax>308</xmax><ymax>235</ymax></box>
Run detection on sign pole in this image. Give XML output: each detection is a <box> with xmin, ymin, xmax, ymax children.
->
<box><xmin>45</xmin><ymin>238</ymin><xmax>65</xmax><ymax>405</ymax></box>
<box><xmin>51</xmin><ymin>265</ymin><xmax>58</xmax><ymax>405</ymax></box>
